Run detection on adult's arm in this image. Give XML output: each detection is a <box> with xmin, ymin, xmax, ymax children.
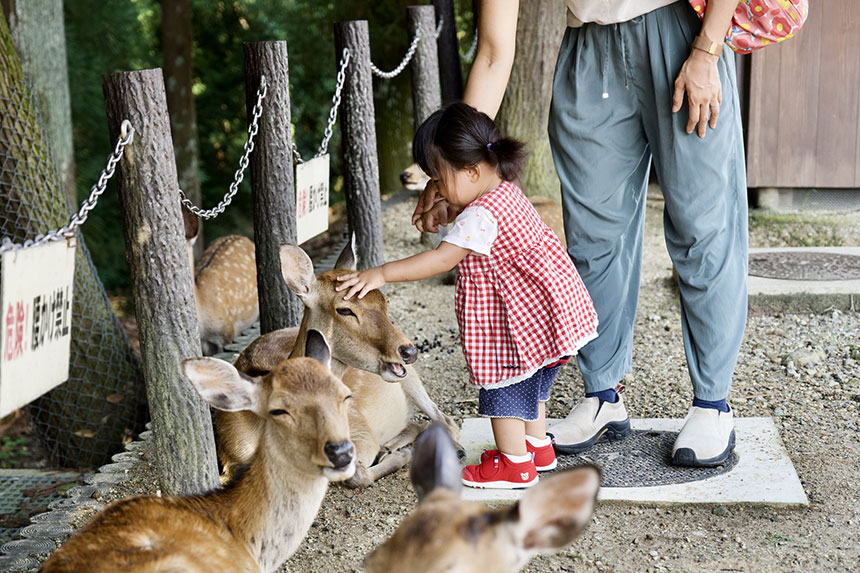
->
<box><xmin>412</xmin><ymin>0</ymin><xmax>519</xmax><ymax>227</ymax></box>
<box><xmin>672</xmin><ymin>0</ymin><xmax>739</xmax><ymax>138</ymax></box>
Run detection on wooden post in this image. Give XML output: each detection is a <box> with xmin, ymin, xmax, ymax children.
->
<box><xmin>408</xmin><ymin>5</ymin><xmax>442</xmax><ymax>130</ymax></box>
<box><xmin>334</xmin><ymin>21</ymin><xmax>384</xmax><ymax>271</ymax></box>
<box><xmin>432</xmin><ymin>0</ymin><xmax>463</xmax><ymax>104</ymax></box>
<box><xmin>103</xmin><ymin>68</ymin><xmax>219</xmax><ymax>496</ymax></box>
<box><xmin>243</xmin><ymin>42</ymin><xmax>301</xmax><ymax>334</ymax></box>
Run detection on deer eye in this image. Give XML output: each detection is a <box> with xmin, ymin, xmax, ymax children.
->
<box><xmin>336</xmin><ymin>307</ymin><xmax>356</xmax><ymax>317</ymax></box>
<box><xmin>269</xmin><ymin>409</ymin><xmax>289</xmax><ymax>417</ymax></box>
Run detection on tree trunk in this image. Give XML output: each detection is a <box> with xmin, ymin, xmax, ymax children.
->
<box><xmin>409</xmin><ymin>5</ymin><xmax>441</xmax><ymax>130</ymax></box>
<box><xmin>103</xmin><ymin>68</ymin><xmax>219</xmax><ymax>495</ymax></box>
<box><xmin>0</xmin><ymin>11</ymin><xmax>147</xmax><ymax>469</ymax></box>
<box><xmin>162</xmin><ymin>0</ymin><xmax>203</xmax><ymax>258</ymax></box>
<box><xmin>432</xmin><ymin>0</ymin><xmax>463</xmax><ymax>104</ymax></box>
<box><xmin>243</xmin><ymin>42</ymin><xmax>302</xmax><ymax>334</ymax></box>
<box><xmin>1</xmin><ymin>0</ymin><xmax>76</xmax><ymax>205</ymax></box>
<box><xmin>495</xmin><ymin>0</ymin><xmax>565</xmax><ymax>203</ymax></box>
<box><xmin>334</xmin><ymin>21</ymin><xmax>384</xmax><ymax>271</ymax></box>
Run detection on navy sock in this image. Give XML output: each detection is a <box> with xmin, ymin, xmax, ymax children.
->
<box><xmin>692</xmin><ymin>397</ymin><xmax>729</xmax><ymax>412</ymax></box>
<box><xmin>586</xmin><ymin>388</ymin><xmax>618</xmax><ymax>403</ymax></box>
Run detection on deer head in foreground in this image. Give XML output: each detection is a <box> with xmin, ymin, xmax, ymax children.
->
<box><xmin>41</xmin><ymin>331</ymin><xmax>353</xmax><ymax>573</ymax></box>
<box><xmin>218</xmin><ymin>238</ymin><xmax>462</xmax><ymax>488</ymax></box>
<box><xmin>183</xmin><ymin>208</ymin><xmax>259</xmax><ymax>356</ymax></box>
<box><xmin>365</xmin><ymin>424</ymin><xmax>600</xmax><ymax>573</ymax></box>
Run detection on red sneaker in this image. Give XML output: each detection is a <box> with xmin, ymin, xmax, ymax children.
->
<box><xmin>528</xmin><ymin>435</ymin><xmax>557</xmax><ymax>472</ymax></box>
<box><xmin>462</xmin><ymin>450</ymin><xmax>538</xmax><ymax>489</ymax></box>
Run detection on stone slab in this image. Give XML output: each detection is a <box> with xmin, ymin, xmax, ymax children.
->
<box><xmin>748</xmin><ymin>247</ymin><xmax>860</xmax><ymax>313</ymax></box>
<box><xmin>459</xmin><ymin>417</ymin><xmax>808</xmax><ymax>507</ymax></box>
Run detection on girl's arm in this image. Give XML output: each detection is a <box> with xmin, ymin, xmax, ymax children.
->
<box><xmin>336</xmin><ymin>242</ymin><xmax>471</xmax><ymax>300</ymax></box>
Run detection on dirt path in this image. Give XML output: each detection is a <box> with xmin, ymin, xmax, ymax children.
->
<box><xmin>285</xmin><ymin>195</ymin><xmax>860</xmax><ymax>573</ymax></box>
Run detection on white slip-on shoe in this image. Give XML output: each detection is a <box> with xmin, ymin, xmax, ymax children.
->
<box><xmin>671</xmin><ymin>406</ymin><xmax>735</xmax><ymax>467</ymax></box>
<box><xmin>548</xmin><ymin>394</ymin><xmax>631</xmax><ymax>455</ymax></box>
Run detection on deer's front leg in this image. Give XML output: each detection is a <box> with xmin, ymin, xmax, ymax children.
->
<box><xmin>381</xmin><ymin>418</ymin><xmax>428</xmax><ymax>452</ymax></box>
<box><xmin>401</xmin><ymin>368</ymin><xmax>463</xmax><ymax>451</ymax></box>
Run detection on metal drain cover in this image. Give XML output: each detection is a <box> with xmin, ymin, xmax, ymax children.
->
<box><xmin>550</xmin><ymin>430</ymin><xmax>736</xmax><ymax>487</ymax></box>
<box><xmin>749</xmin><ymin>251</ymin><xmax>860</xmax><ymax>281</ymax></box>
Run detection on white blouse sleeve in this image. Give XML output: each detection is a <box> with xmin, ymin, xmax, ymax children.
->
<box><xmin>441</xmin><ymin>205</ymin><xmax>499</xmax><ymax>256</ymax></box>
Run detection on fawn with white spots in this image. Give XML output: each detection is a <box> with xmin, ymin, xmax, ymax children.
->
<box><xmin>365</xmin><ymin>424</ymin><xmax>600</xmax><ymax>573</ymax></box>
<box><xmin>183</xmin><ymin>208</ymin><xmax>259</xmax><ymax>356</ymax></box>
<box><xmin>217</xmin><ymin>238</ymin><xmax>462</xmax><ymax>488</ymax></box>
<box><xmin>41</xmin><ymin>330</ymin><xmax>353</xmax><ymax>573</ymax></box>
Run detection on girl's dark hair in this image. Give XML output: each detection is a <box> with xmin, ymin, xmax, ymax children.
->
<box><xmin>412</xmin><ymin>102</ymin><xmax>528</xmax><ymax>182</ymax></box>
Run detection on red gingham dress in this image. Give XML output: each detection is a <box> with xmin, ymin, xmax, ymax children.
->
<box><xmin>453</xmin><ymin>181</ymin><xmax>598</xmax><ymax>389</ymax></box>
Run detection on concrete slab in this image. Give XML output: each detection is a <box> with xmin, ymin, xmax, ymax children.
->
<box><xmin>459</xmin><ymin>417</ymin><xmax>808</xmax><ymax>507</ymax></box>
<box><xmin>748</xmin><ymin>247</ymin><xmax>860</xmax><ymax>313</ymax></box>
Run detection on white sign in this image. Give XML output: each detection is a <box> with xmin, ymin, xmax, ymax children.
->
<box><xmin>296</xmin><ymin>154</ymin><xmax>330</xmax><ymax>244</ymax></box>
<box><xmin>0</xmin><ymin>240</ymin><xmax>76</xmax><ymax>418</ymax></box>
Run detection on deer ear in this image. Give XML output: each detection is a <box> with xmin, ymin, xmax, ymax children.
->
<box><xmin>182</xmin><ymin>207</ymin><xmax>200</xmax><ymax>242</ymax></box>
<box><xmin>279</xmin><ymin>244</ymin><xmax>317</xmax><ymax>297</ymax></box>
<box><xmin>304</xmin><ymin>329</ymin><xmax>331</xmax><ymax>370</ymax></box>
<box><xmin>333</xmin><ymin>234</ymin><xmax>357</xmax><ymax>271</ymax></box>
<box><xmin>513</xmin><ymin>465</ymin><xmax>600</xmax><ymax>553</ymax></box>
<box><xmin>181</xmin><ymin>357</ymin><xmax>261</xmax><ymax>413</ymax></box>
<box><xmin>410</xmin><ymin>423</ymin><xmax>462</xmax><ymax>500</ymax></box>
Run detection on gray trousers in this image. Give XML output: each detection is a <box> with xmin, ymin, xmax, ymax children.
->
<box><xmin>548</xmin><ymin>2</ymin><xmax>747</xmax><ymax>401</ymax></box>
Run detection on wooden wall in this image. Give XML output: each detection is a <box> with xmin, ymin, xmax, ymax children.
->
<box><xmin>746</xmin><ymin>0</ymin><xmax>860</xmax><ymax>188</ymax></box>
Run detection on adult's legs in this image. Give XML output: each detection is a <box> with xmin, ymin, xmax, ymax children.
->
<box><xmin>548</xmin><ymin>24</ymin><xmax>652</xmax><ymax>395</ymax></box>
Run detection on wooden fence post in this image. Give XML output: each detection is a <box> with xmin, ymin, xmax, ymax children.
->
<box><xmin>432</xmin><ymin>0</ymin><xmax>463</xmax><ymax>104</ymax></box>
<box><xmin>334</xmin><ymin>21</ymin><xmax>384</xmax><ymax>271</ymax></box>
<box><xmin>243</xmin><ymin>42</ymin><xmax>301</xmax><ymax>334</ymax></box>
<box><xmin>103</xmin><ymin>68</ymin><xmax>219</xmax><ymax>496</ymax></box>
<box><xmin>408</xmin><ymin>5</ymin><xmax>442</xmax><ymax>130</ymax></box>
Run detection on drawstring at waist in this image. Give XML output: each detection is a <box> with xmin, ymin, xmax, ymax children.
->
<box><xmin>601</xmin><ymin>23</ymin><xmax>630</xmax><ymax>100</ymax></box>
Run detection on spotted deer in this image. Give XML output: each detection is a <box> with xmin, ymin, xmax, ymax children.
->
<box><xmin>217</xmin><ymin>238</ymin><xmax>462</xmax><ymax>488</ymax></box>
<box><xmin>400</xmin><ymin>164</ymin><xmax>566</xmax><ymax>243</ymax></box>
<box><xmin>183</xmin><ymin>208</ymin><xmax>259</xmax><ymax>356</ymax></box>
<box><xmin>365</xmin><ymin>424</ymin><xmax>601</xmax><ymax>573</ymax></box>
<box><xmin>41</xmin><ymin>330</ymin><xmax>354</xmax><ymax>573</ymax></box>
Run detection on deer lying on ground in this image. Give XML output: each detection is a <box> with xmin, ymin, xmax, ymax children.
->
<box><xmin>41</xmin><ymin>330</ymin><xmax>353</xmax><ymax>573</ymax></box>
<box><xmin>400</xmin><ymin>163</ymin><xmax>567</xmax><ymax>244</ymax></box>
<box><xmin>365</xmin><ymin>424</ymin><xmax>600</xmax><ymax>573</ymax></box>
<box><xmin>217</xmin><ymin>239</ymin><xmax>461</xmax><ymax>488</ymax></box>
<box><xmin>183</xmin><ymin>208</ymin><xmax>259</xmax><ymax>356</ymax></box>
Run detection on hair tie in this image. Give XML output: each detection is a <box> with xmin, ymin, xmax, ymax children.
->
<box><xmin>486</xmin><ymin>142</ymin><xmax>494</xmax><ymax>151</ymax></box>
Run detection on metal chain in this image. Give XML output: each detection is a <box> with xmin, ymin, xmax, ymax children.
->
<box><xmin>293</xmin><ymin>48</ymin><xmax>351</xmax><ymax>164</ymax></box>
<box><xmin>371</xmin><ymin>26</ymin><xmax>422</xmax><ymax>79</ymax></box>
<box><xmin>180</xmin><ymin>76</ymin><xmax>268</xmax><ymax>220</ymax></box>
<box><xmin>461</xmin><ymin>30</ymin><xmax>478</xmax><ymax>62</ymax></box>
<box><xmin>0</xmin><ymin>120</ymin><xmax>136</xmax><ymax>256</ymax></box>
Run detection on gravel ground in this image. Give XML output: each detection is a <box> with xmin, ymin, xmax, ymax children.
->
<box><xmin>47</xmin><ymin>196</ymin><xmax>860</xmax><ymax>572</ymax></box>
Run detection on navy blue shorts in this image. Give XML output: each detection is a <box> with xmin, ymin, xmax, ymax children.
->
<box><xmin>478</xmin><ymin>365</ymin><xmax>562</xmax><ymax>421</ymax></box>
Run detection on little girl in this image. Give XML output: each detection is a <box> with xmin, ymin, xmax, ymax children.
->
<box><xmin>336</xmin><ymin>103</ymin><xmax>598</xmax><ymax>489</ymax></box>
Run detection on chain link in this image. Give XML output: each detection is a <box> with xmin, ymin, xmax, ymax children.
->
<box><xmin>293</xmin><ymin>48</ymin><xmax>351</xmax><ymax>164</ymax></box>
<box><xmin>461</xmin><ymin>30</ymin><xmax>478</xmax><ymax>62</ymax></box>
<box><xmin>180</xmin><ymin>76</ymin><xmax>267</xmax><ymax>220</ymax></box>
<box><xmin>0</xmin><ymin>120</ymin><xmax>136</xmax><ymax>256</ymax></box>
<box><xmin>371</xmin><ymin>26</ymin><xmax>422</xmax><ymax>79</ymax></box>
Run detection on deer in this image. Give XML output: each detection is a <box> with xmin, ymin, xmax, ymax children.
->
<box><xmin>365</xmin><ymin>424</ymin><xmax>601</xmax><ymax>573</ymax></box>
<box><xmin>217</xmin><ymin>238</ymin><xmax>462</xmax><ymax>489</ymax></box>
<box><xmin>183</xmin><ymin>208</ymin><xmax>259</xmax><ymax>356</ymax></box>
<box><xmin>400</xmin><ymin>163</ymin><xmax>566</xmax><ymax>243</ymax></box>
<box><xmin>41</xmin><ymin>330</ymin><xmax>354</xmax><ymax>573</ymax></box>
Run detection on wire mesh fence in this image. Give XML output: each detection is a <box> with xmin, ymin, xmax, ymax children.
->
<box><xmin>0</xmin><ymin>47</ymin><xmax>147</xmax><ymax>469</ymax></box>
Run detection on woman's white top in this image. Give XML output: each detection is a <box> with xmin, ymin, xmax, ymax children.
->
<box><xmin>440</xmin><ymin>206</ymin><xmax>499</xmax><ymax>256</ymax></box>
<box><xmin>565</xmin><ymin>0</ymin><xmax>680</xmax><ymax>27</ymax></box>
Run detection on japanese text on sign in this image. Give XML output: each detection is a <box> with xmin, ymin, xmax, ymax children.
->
<box><xmin>296</xmin><ymin>154</ymin><xmax>330</xmax><ymax>244</ymax></box>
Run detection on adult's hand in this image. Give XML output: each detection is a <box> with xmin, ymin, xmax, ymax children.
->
<box><xmin>412</xmin><ymin>180</ymin><xmax>447</xmax><ymax>228</ymax></box>
<box><xmin>672</xmin><ymin>48</ymin><xmax>722</xmax><ymax>138</ymax></box>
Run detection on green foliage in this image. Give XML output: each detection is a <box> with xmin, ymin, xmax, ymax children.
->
<box><xmin>65</xmin><ymin>0</ymin><xmax>476</xmax><ymax>291</ymax></box>
<box><xmin>0</xmin><ymin>436</ymin><xmax>28</xmax><ymax>468</ymax></box>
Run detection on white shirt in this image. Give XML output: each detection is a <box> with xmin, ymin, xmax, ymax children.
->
<box><xmin>440</xmin><ymin>206</ymin><xmax>499</xmax><ymax>256</ymax></box>
<box><xmin>565</xmin><ymin>0</ymin><xmax>680</xmax><ymax>27</ymax></box>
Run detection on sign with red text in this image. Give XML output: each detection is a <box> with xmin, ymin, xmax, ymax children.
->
<box><xmin>296</xmin><ymin>154</ymin><xmax>330</xmax><ymax>245</ymax></box>
<box><xmin>0</xmin><ymin>240</ymin><xmax>76</xmax><ymax>417</ymax></box>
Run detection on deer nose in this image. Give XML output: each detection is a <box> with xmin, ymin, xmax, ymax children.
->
<box><xmin>400</xmin><ymin>171</ymin><xmax>410</xmax><ymax>185</ymax></box>
<box><xmin>399</xmin><ymin>345</ymin><xmax>418</xmax><ymax>364</ymax></box>
<box><xmin>324</xmin><ymin>441</ymin><xmax>354</xmax><ymax>469</ymax></box>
